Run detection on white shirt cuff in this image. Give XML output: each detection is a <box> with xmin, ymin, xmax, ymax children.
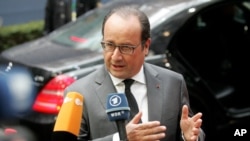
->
<box><xmin>113</xmin><ymin>132</ymin><xmax>120</xmax><ymax>141</ymax></box>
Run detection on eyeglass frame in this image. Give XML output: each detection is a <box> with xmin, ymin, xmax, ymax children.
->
<box><xmin>100</xmin><ymin>41</ymin><xmax>145</xmax><ymax>55</ymax></box>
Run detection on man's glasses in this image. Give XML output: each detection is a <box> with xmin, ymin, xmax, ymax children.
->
<box><xmin>100</xmin><ymin>41</ymin><xmax>142</xmax><ymax>55</ymax></box>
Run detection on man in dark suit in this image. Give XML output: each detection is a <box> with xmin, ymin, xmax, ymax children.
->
<box><xmin>65</xmin><ymin>5</ymin><xmax>205</xmax><ymax>141</ymax></box>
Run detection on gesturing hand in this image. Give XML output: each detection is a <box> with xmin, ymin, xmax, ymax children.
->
<box><xmin>126</xmin><ymin>112</ymin><xmax>166</xmax><ymax>141</ymax></box>
<box><xmin>180</xmin><ymin>105</ymin><xmax>203</xmax><ymax>141</ymax></box>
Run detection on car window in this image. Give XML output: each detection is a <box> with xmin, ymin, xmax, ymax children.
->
<box><xmin>48</xmin><ymin>8</ymin><xmax>108</xmax><ymax>51</ymax></box>
<box><xmin>172</xmin><ymin>0</ymin><xmax>250</xmax><ymax>107</ymax></box>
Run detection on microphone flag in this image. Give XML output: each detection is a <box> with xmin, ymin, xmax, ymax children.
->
<box><xmin>53</xmin><ymin>92</ymin><xmax>84</xmax><ymax>136</ymax></box>
<box><xmin>106</xmin><ymin>93</ymin><xmax>130</xmax><ymax>121</ymax></box>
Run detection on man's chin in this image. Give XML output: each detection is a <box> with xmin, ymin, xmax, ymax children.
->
<box><xmin>110</xmin><ymin>70</ymin><xmax>127</xmax><ymax>79</ymax></box>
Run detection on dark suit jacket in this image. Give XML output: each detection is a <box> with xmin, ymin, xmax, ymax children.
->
<box><xmin>65</xmin><ymin>63</ymin><xmax>205</xmax><ymax>141</ymax></box>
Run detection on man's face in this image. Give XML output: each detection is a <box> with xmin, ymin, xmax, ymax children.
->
<box><xmin>102</xmin><ymin>14</ymin><xmax>150</xmax><ymax>79</ymax></box>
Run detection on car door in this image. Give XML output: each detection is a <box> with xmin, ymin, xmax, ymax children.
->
<box><xmin>166</xmin><ymin>0</ymin><xmax>250</xmax><ymax>140</ymax></box>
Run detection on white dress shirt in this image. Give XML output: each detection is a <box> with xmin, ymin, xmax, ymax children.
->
<box><xmin>110</xmin><ymin>66</ymin><xmax>148</xmax><ymax>141</ymax></box>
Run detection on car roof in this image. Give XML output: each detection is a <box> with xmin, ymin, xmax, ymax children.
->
<box><xmin>0</xmin><ymin>0</ymin><xmax>218</xmax><ymax>70</ymax></box>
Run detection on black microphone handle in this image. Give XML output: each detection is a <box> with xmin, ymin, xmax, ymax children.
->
<box><xmin>52</xmin><ymin>131</ymin><xmax>77</xmax><ymax>141</ymax></box>
<box><xmin>115</xmin><ymin>120</ymin><xmax>128</xmax><ymax>141</ymax></box>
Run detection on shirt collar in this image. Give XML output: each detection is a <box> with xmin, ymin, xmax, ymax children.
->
<box><xmin>109</xmin><ymin>65</ymin><xmax>146</xmax><ymax>86</ymax></box>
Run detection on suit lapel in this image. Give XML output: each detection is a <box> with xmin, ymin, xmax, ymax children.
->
<box><xmin>94</xmin><ymin>66</ymin><xmax>118</xmax><ymax>128</ymax></box>
<box><xmin>144</xmin><ymin>64</ymin><xmax>163</xmax><ymax>122</ymax></box>
<box><xmin>94</xmin><ymin>66</ymin><xmax>117</xmax><ymax>110</ymax></box>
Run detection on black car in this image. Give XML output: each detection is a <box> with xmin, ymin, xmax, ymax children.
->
<box><xmin>1</xmin><ymin>0</ymin><xmax>250</xmax><ymax>140</ymax></box>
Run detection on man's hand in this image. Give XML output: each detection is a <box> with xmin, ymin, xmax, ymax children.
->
<box><xmin>180</xmin><ymin>105</ymin><xmax>203</xmax><ymax>141</ymax></box>
<box><xmin>126</xmin><ymin>112</ymin><xmax>166</xmax><ymax>141</ymax></box>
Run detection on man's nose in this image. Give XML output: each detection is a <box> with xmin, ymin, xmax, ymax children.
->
<box><xmin>112</xmin><ymin>47</ymin><xmax>123</xmax><ymax>59</ymax></box>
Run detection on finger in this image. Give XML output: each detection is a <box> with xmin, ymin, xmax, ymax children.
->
<box><xmin>138</xmin><ymin>121</ymin><xmax>161</xmax><ymax>130</ymax></box>
<box><xmin>181</xmin><ymin>105</ymin><xmax>189</xmax><ymax>120</ymax></box>
<box><xmin>137</xmin><ymin>121</ymin><xmax>167</xmax><ymax>135</ymax></box>
<box><xmin>191</xmin><ymin>128</ymin><xmax>201</xmax><ymax>140</ymax></box>
<box><xmin>194</xmin><ymin>119</ymin><xmax>202</xmax><ymax>127</ymax></box>
<box><xmin>148</xmin><ymin>125</ymin><xmax>167</xmax><ymax>134</ymax></box>
<box><xmin>140</xmin><ymin>123</ymin><xmax>166</xmax><ymax>140</ymax></box>
<box><xmin>192</xmin><ymin>112</ymin><xmax>202</xmax><ymax>122</ymax></box>
<box><xmin>130</xmin><ymin>111</ymin><xmax>143</xmax><ymax>124</ymax></box>
<box><xmin>143</xmin><ymin>133</ymin><xmax>166</xmax><ymax>141</ymax></box>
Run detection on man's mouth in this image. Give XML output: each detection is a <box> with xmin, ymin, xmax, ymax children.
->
<box><xmin>112</xmin><ymin>64</ymin><xmax>124</xmax><ymax>70</ymax></box>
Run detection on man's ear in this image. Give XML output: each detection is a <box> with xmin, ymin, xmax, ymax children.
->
<box><xmin>144</xmin><ymin>38</ymin><xmax>151</xmax><ymax>55</ymax></box>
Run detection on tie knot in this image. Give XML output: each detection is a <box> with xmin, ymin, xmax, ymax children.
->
<box><xmin>123</xmin><ymin>79</ymin><xmax>134</xmax><ymax>88</ymax></box>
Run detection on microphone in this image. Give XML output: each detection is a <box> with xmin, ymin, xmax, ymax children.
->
<box><xmin>52</xmin><ymin>92</ymin><xmax>84</xmax><ymax>141</ymax></box>
<box><xmin>106</xmin><ymin>93</ymin><xmax>130</xmax><ymax>141</ymax></box>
